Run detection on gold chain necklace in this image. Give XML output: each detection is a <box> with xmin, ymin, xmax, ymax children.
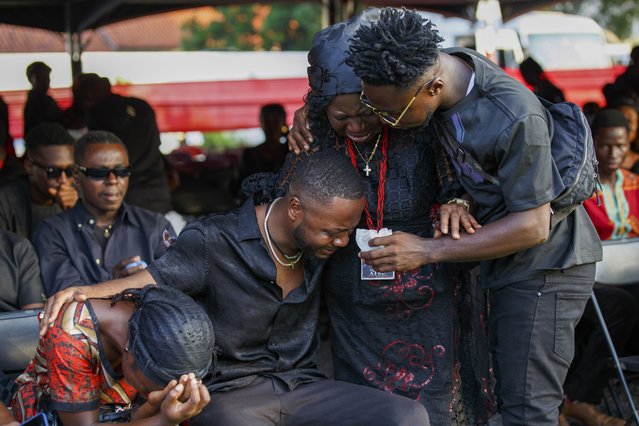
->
<box><xmin>351</xmin><ymin>133</ymin><xmax>382</xmax><ymax>176</ymax></box>
<box><xmin>263</xmin><ymin>198</ymin><xmax>302</xmax><ymax>269</ymax></box>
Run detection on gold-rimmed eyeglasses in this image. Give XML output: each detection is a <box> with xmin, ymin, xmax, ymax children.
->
<box><xmin>360</xmin><ymin>77</ymin><xmax>437</xmax><ymax>127</ymax></box>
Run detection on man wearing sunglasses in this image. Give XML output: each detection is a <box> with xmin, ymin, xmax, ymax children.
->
<box><xmin>32</xmin><ymin>130</ymin><xmax>175</xmax><ymax>296</ymax></box>
<box><xmin>0</xmin><ymin>122</ymin><xmax>78</xmax><ymax>240</ymax></box>
<box><xmin>346</xmin><ymin>8</ymin><xmax>602</xmax><ymax>426</ymax></box>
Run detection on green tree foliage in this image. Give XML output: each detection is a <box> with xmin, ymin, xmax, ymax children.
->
<box><xmin>554</xmin><ymin>0</ymin><xmax>639</xmax><ymax>39</ymax></box>
<box><xmin>181</xmin><ymin>3</ymin><xmax>322</xmax><ymax>51</ymax></box>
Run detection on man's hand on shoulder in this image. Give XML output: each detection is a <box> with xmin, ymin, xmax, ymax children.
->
<box><xmin>40</xmin><ymin>272</ymin><xmax>157</xmax><ymax>337</ymax></box>
<box><xmin>436</xmin><ymin>201</ymin><xmax>481</xmax><ymax>239</ymax></box>
<box><xmin>40</xmin><ymin>286</ymin><xmax>87</xmax><ymax>337</ymax></box>
<box><xmin>287</xmin><ymin>105</ymin><xmax>313</xmax><ymax>154</ymax></box>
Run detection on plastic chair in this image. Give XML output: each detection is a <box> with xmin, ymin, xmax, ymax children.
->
<box><xmin>0</xmin><ymin>309</ymin><xmax>40</xmax><ymax>405</ymax></box>
<box><xmin>593</xmin><ymin>239</ymin><xmax>639</xmax><ymax>424</ymax></box>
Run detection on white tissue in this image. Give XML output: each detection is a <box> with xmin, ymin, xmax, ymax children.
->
<box><xmin>355</xmin><ymin>228</ymin><xmax>392</xmax><ymax>252</ymax></box>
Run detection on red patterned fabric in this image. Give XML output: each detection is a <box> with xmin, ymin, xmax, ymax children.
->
<box><xmin>10</xmin><ymin>301</ymin><xmax>137</xmax><ymax>422</ymax></box>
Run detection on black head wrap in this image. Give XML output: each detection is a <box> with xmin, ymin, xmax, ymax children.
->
<box><xmin>116</xmin><ymin>285</ymin><xmax>215</xmax><ymax>386</ymax></box>
<box><xmin>307</xmin><ymin>8</ymin><xmax>380</xmax><ymax>97</ymax></box>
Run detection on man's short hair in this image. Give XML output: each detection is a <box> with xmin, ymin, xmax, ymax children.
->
<box><xmin>24</xmin><ymin>123</ymin><xmax>73</xmax><ymax>155</ymax></box>
<box><xmin>346</xmin><ymin>7</ymin><xmax>443</xmax><ymax>89</ymax></box>
<box><xmin>74</xmin><ymin>130</ymin><xmax>127</xmax><ymax>164</ymax></box>
<box><xmin>591</xmin><ymin>109</ymin><xmax>631</xmax><ymax>134</ymax></box>
<box><xmin>260</xmin><ymin>103</ymin><xmax>286</xmax><ymax>122</ymax></box>
<box><xmin>26</xmin><ymin>61</ymin><xmax>51</xmax><ymax>80</ymax></box>
<box><xmin>289</xmin><ymin>149</ymin><xmax>365</xmax><ymax>206</ymax></box>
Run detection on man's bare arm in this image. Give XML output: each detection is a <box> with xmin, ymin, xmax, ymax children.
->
<box><xmin>361</xmin><ymin>203</ymin><xmax>551</xmax><ymax>272</ymax></box>
<box><xmin>40</xmin><ymin>270</ymin><xmax>156</xmax><ymax>336</ymax></box>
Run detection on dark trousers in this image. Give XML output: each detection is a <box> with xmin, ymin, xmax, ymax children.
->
<box><xmin>489</xmin><ymin>264</ymin><xmax>595</xmax><ymax>425</ymax></box>
<box><xmin>619</xmin><ymin>283</ymin><xmax>639</xmax><ymax>355</ymax></box>
<box><xmin>563</xmin><ymin>285</ymin><xmax>639</xmax><ymax>404</ymax></box>
<box><xmin>189</xmin><ymin>376</ymin><xmax>430</xmax><ymax>426</ymax></box>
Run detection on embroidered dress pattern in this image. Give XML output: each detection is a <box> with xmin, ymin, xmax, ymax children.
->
<box><xmin>363</xmin><ymin>339</ymin><xmax>447</xmax><ymax>401</ymax></box>
<box><xmin>365</xmin><ymin>268</ymin><xmax>436</xmax><ymax>320</ymax></box>
<box><xmin>322</xmin><ymin>129</ymin><xmax>490</xmax><ymax>424</ymax></box>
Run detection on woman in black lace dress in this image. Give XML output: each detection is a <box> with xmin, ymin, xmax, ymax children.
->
<box><xmin>244</xmin><ymin>10</ymin><xmax>495</xmax><ymax>425</ymax></box>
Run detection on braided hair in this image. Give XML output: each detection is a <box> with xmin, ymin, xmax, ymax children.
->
<box><xmin>346</xmin><ymin>7</ymin><xmax>443</xmax><ymax>90</ymax></box>
<box><xmin>111</xmin><ymin>285</ymin><xmax>215</xmax><ymax>385</ymax></box>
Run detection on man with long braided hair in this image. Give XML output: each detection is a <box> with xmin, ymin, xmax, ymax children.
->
<box><xmin>346</xmin><ymin>7</ymin><xmax>601</xmax><ymax>425</ymax></box>
<box><xmin>10</xmin><ymin>285</ymin><xmax>214</xmax><ymax>425</ymax></box>
<box><xmin>40</xmin><ymin>151</ymin><xmax>430</xmax><ymax>425</ymax></box>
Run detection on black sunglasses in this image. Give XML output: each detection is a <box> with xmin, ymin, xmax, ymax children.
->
<box><xmin>29</xmin><ymin>158</ymin><xmax>74</xmax><ymax>179</ymax></box>
<box><xmin>75</xmin><ymin>165</ymin><xmax>132</xmax><ymax>180</ymax></box>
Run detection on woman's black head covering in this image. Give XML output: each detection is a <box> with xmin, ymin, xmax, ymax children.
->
<box><xmin>307</xmin><ymin>8</ymin><xmax>380</xmax><ymax>97</ymax></box>
<box><xmin>117</xmin><ymin>285</ymin><xmax>215</xmax><ymax>386</ymax></box>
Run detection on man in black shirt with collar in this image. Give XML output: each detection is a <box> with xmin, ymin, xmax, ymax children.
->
<box><xmin>40</xmin><ymin>150</ymin><xmax>430</xmax><ymax>425</ymax></box>
<box><xmin>33</xmin><ymin>130</ymin><xmax>174</xmax><ymax>296</ymax></box>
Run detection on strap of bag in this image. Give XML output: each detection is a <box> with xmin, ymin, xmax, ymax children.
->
<box><xmin>435</xmin><ymin>114</ymin><xmax>568</xmax><ymax>227</ymax></box>
<box><xmin>434</xmin><ymin>116</ymin><xmax>499</xmax><ymax>185</ymax></box>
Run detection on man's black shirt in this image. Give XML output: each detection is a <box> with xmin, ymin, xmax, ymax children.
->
<box><xmin>148</xmin><ymin>199</ymin><xmax>326</xmax><ymax>392</ymax></box>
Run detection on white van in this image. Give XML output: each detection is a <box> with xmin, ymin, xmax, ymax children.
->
<box><xmin>421</xmin><ymin>10</ymin><xmax>614</xmax><ymax>71</ymax></box>
<box><xmin>501</xmin><ymin>11</ymin><xmax>612</xmax><ymax>70</ymax></box>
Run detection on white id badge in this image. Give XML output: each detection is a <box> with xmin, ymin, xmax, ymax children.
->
<box><xmin>356</xmin><ymin>228</ymin><xmax>395</xmax><ymax>280</ymax></box>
